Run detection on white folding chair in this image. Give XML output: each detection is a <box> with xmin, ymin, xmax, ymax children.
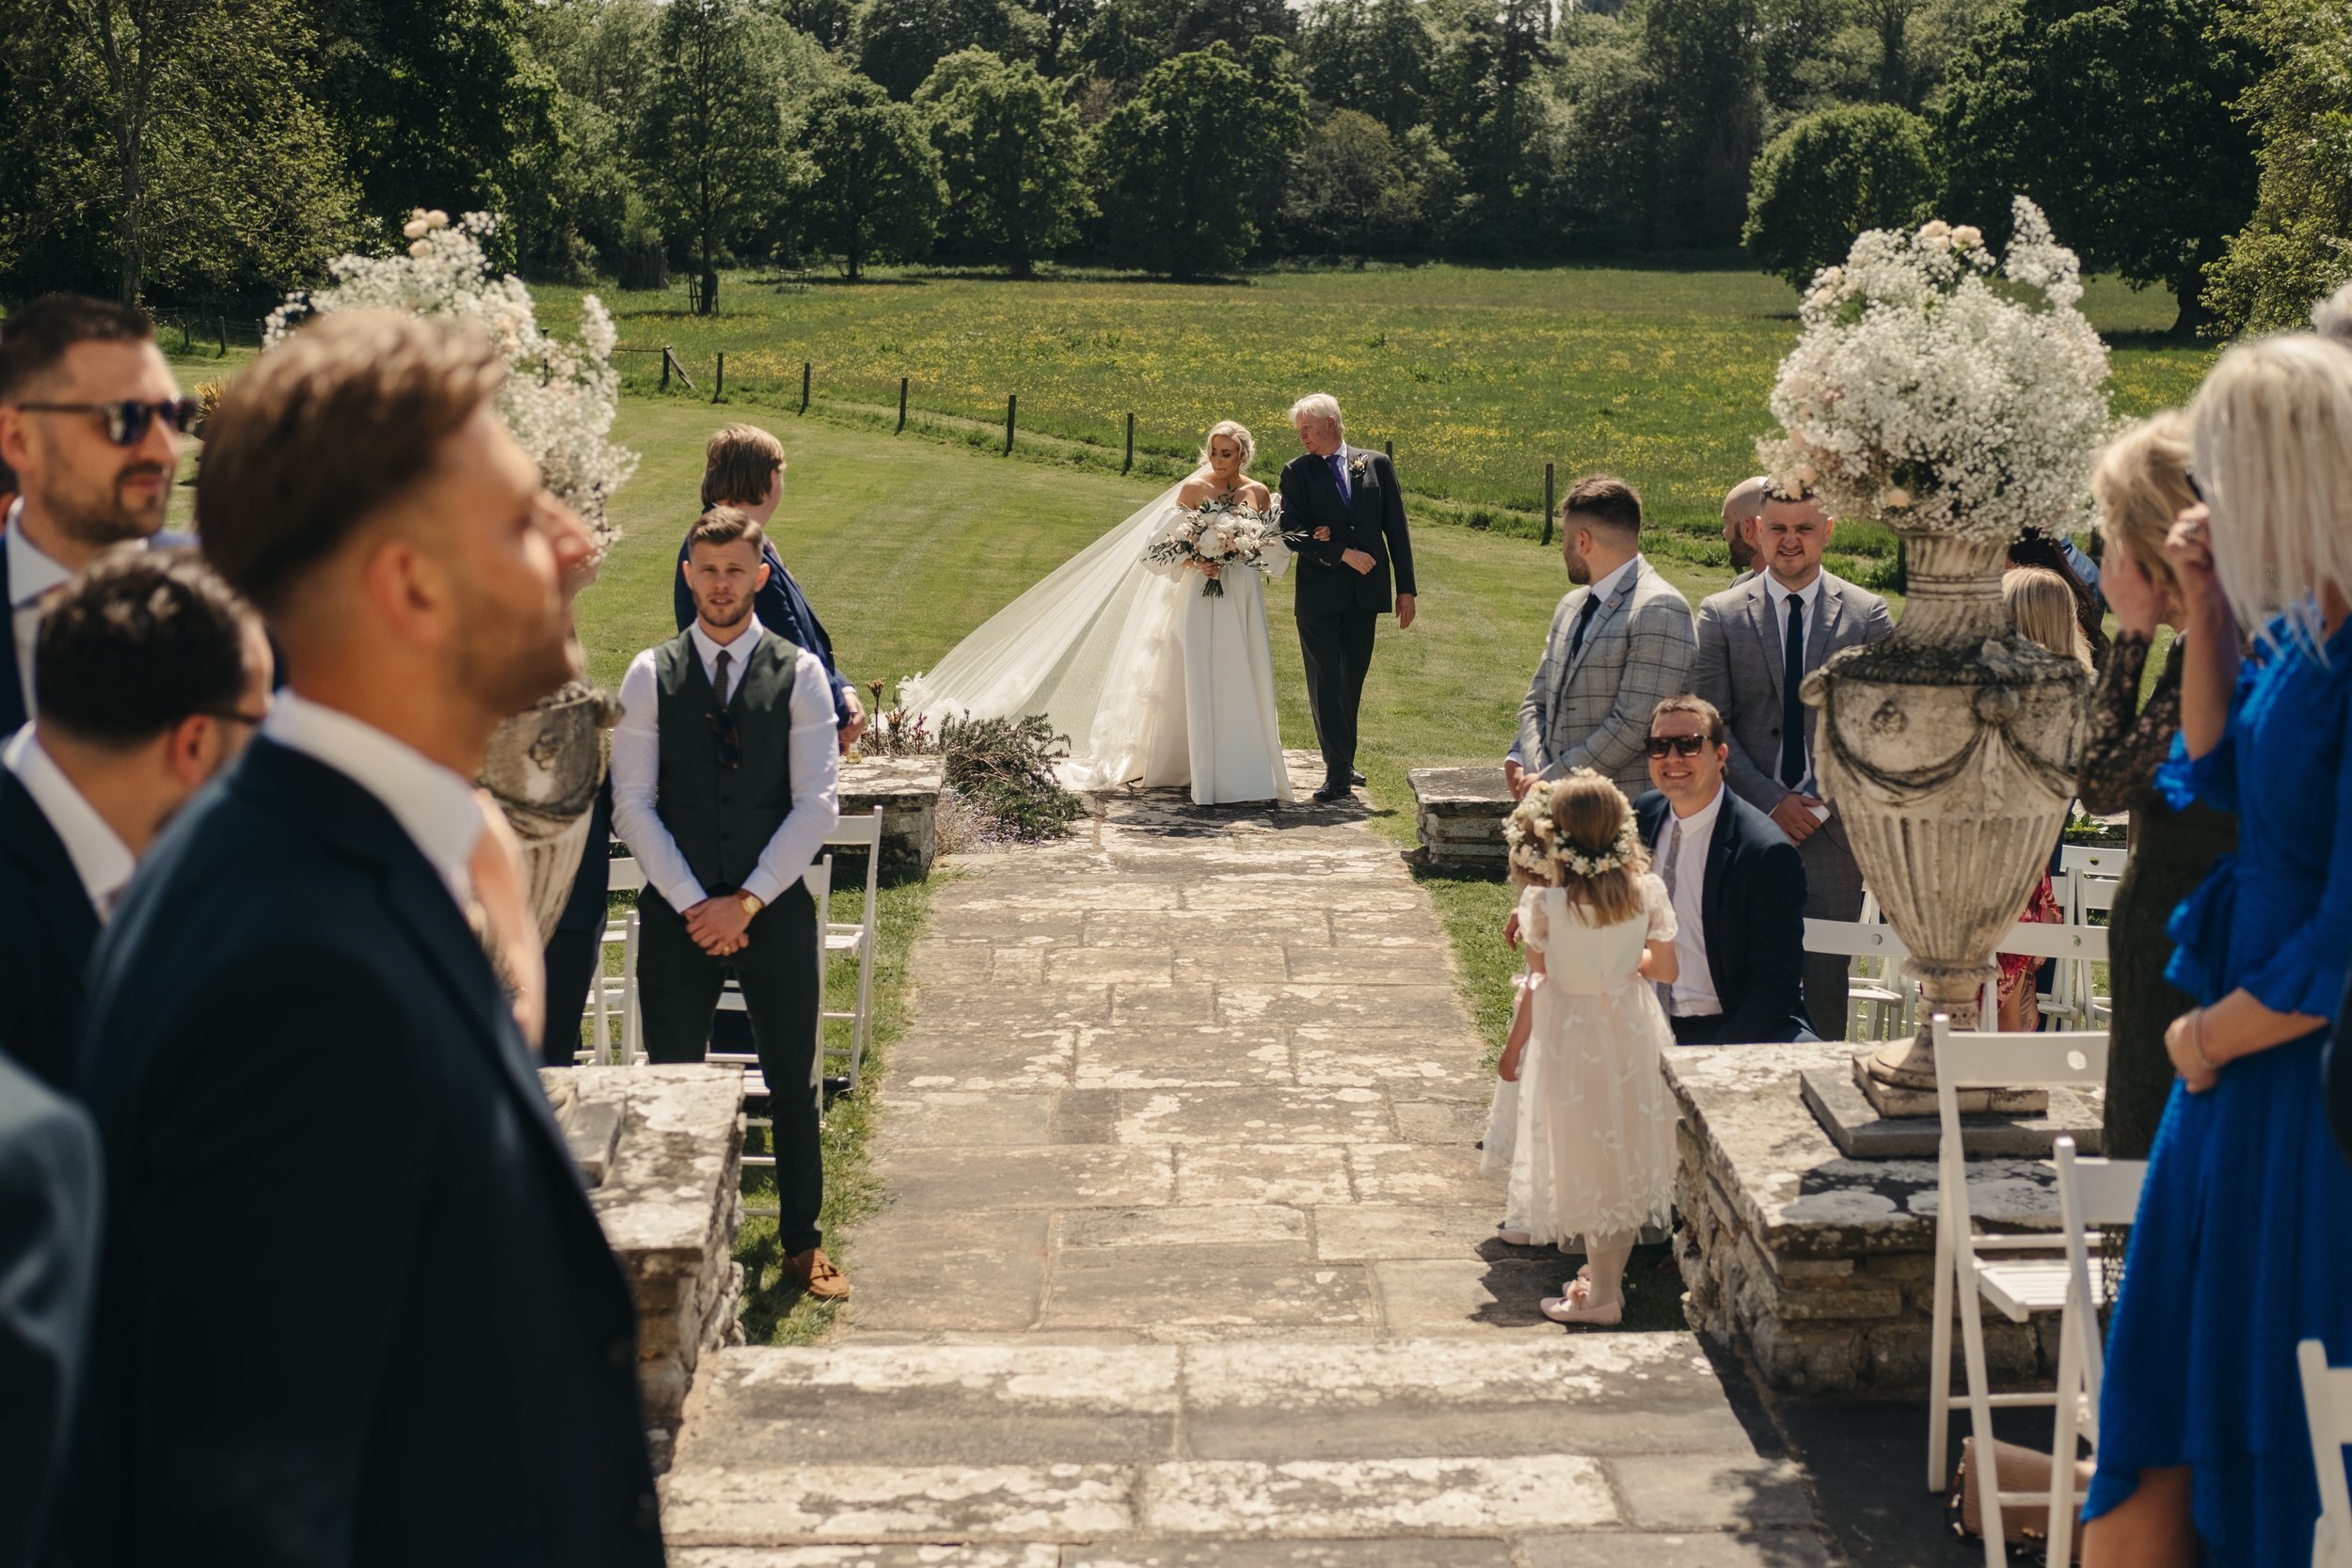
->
<box><xmin>820</xmin><ymin>808</ymin><xmax>885</xmax><ymax>1088</ymax></box>
<box><xmin>582</xmin><ymin>852</ymin><xmax>646</xmax><ymax>1065</ymax></box>
<box><xmin>1977</xmin><ymin>917</ymin><xmax>2111</xmax><ymax>1029</ymax></box>
<box><xmin>1804</xmin><ymin>917</ymin><xmax>1910</xmax><ymax>1040</ymax></box>
<box><xmin>2058</xmin><ymin>844</ymin><xmax>2126</xmax><ymax>880</ymax></box>
<box><xmin>2072</xmin><ymin>876</ymin><xmax>2118</xmax><ymax>1026</ymax></box>
<box><xmin>2299</xmin><ymin>1338</ymin><xmax>2352</xmax><ymax>1568</ymax></box>
<box><xmin>1926</xmin><ymin>1014</ymin><xmax>2110</xmax><ymax>1568</ymax></box>
<box><xmin>2047</xmin><ymin>1135</ymin><xmax>2146</xmax><ymax>1565</ymax></box>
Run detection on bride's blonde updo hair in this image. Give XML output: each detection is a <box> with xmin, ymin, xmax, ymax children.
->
<box><xmin>1199</xmin><ymin>420</ymin><xmax>1255</xmax><ymax>471</ymax></box>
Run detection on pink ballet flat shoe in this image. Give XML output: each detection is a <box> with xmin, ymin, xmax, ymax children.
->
<box><xmin>1540</xmin><ymin>1292</ymin><xmax>1623</xmax><ymax>1327</ymax></box>
<box><xmin>1496</xmin><ymin>1226</ymin><xmax>1535</xmax><ymax>1246</ymax></box>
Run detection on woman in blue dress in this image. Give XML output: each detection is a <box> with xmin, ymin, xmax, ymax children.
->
<box><xmin>2084</xmin><ymin>334</ymin><xmax>2352</xmax><ymax>1567</ymax></box>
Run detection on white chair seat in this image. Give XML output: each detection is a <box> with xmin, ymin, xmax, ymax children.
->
<box><xmin>1974</xmin><ymin>1256</ymin><xmax>2075</xmax><ymax>1322</ymax></box>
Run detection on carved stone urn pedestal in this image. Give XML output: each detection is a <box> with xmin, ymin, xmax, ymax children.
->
<box><xmin>481</xmin><ymin>678</ymin><xmax>620</xmax><ymax>943</ymax></box>
<box><xmin>1803</xmin><ymin>532</ymin><xmax>2090</xmax><ymax>1121</ymax></box>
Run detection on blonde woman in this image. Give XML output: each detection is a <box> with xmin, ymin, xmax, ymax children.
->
<box><xmin>2078</xmin><ymin>414</ymin><xmax>2238</xmax><ymax>1158</ymax></box>
<box><xmin>1992</xmin><ymin>566</ymin><xmax>2089</xmax><ymax>1031</ymax></box>
<box><xmin>2083</xmin><ymin>335</ymin><xmax>2352</xmax><ymax>1568</ymax></box>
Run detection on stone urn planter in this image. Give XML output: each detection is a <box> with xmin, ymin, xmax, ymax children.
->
<box><xmin>482</xmin><ymin>678</ymin><xmax>620</xmax><ymax>943</ymax></box>
<box><xmin>1806</xmin><ymin>533</ymin><xmax>2088</xmax><ymax>1116</ymax></box>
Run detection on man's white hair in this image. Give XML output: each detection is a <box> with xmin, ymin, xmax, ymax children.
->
<box><xmin>2313</xmin><ymin>280</ymin><xmax>2352</xmax><ymax>347</ymax></box>
<box><xmin>2190</xmin><ymin>332</ymin><xmax>2352</xmax><ymax>650</ymax></box>
<box><xmin>1289</xmin><ymin>392</ymin><xmax>1343</xmax><ymax>435</ymax></box>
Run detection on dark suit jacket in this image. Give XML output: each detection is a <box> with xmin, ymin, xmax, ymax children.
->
<box><xmin>1279</xmin><ymin>445</ymin><xmax>1415</xmax><ymax>616</ymax></box>
<box><xmin>0</xmin><ymin>1053</ymin><xmax>100</xmax><ymax>1568</ymax></box>
<box><xmin>0</xmin><ymin>769</ymin><xmax>101</xmax><ymax>1095</ymax></box>
<box><xmin>72</xmin><ymin>738</ymin><xmax>662</xmax><ymax>1568</ymax></box>
<box><xmin>1634</xmin><ymin>787</ymin><xmax>1814</xmax><ymax>1044</ymax></box>
<box><xmin>673</xmin><ymin>533</ymin><xmax>852</xmax><ymax>725</ymax></box>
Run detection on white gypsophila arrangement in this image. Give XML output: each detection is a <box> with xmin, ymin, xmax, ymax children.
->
<box><xmin>1757</xmin><ymin>197</ymin><xmax>2111</xmax><ymax>542</ymax></box>
<box><xmin>1148</xmin><ymin>497</ymin><xmax>1285</xmax><ymax>597</ymax></box>
<box><xmin>265</xmin><ymin>209</ymin><xmax>636</xmax><ymax>557</ymax></box>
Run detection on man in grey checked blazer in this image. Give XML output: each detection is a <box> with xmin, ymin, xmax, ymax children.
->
<box><xmin>1506</xmin><ymin>475</ymin><xmax>1696</xmax><ymax>802</ymax></box>
<box><xmin>1691</xmin><ymin>485</ymin><xmax>1894</xmax><ymax>1038</ymax></box>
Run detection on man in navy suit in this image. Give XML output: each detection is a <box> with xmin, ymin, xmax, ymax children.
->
<box><xmin>0</xmin><ymin>293</ymin><xmax>201</xmax><ymax>735</ymax></box>
<box><xmin>73</xmin><ymin>310</ymin><xmax>662</xmax><ymax>1565</ymax></box>
<box><xmin>1631</xmin><ymin>694</ymin><xmax>1817</xmax><ymax>1045</ymax></box>
<box><xmin>1</xmin><ymin>552</ymin><xmax>270</xmax><ymax>1093</ymax></box>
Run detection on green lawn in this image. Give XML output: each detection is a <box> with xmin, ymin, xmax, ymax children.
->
<box><xmin>538</xmin><ymin>262</ymin><xmax>2215</xmax><ymax>585</ymax></box>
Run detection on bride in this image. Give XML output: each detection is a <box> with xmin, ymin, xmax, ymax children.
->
<box><xmin>898</xmin><ymin>420</ymin><xmax>1295</xmax><ymax>806</ymax></box>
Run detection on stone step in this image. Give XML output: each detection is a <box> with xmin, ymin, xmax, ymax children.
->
<box><xmin>661</xmin><ymin>1337</ymin><xmax>1826</xmax><ymax>1560</ymax></box>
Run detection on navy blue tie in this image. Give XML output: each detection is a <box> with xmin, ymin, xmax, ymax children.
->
<box><xmin>1779</xmin><ymin>595</ymin><xmax>1806</xmax><ymax>787</ymax></box>
<box><xmin>1569</xmin><ymin>594</ymin><xmax>1601</xmax><ymax>663</ymax></box>
<box><xmin>1328</xmin><ymin>452</ymin><xmax>1351</xmax><ymax>505</ymax></box>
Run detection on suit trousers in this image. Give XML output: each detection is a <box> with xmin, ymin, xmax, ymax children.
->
<box><xmin>1298</xmin><ymin>610</ymin><xmax>1377</xmax><ymax>786</ymax></box>
<box><xmin>638</xmin><ymin>884</ymin><xmax>825</xmax><ymax>1254</ymax></box>
<box><xmin>540</xmin><ymin>925</ymin><xmax>600</xmax><ymax>1068</ymax></box>
<box><xmin>1799</xmin><ymin>828</ymin><xmax>1865</xmax><ymax>1041</ymax></box>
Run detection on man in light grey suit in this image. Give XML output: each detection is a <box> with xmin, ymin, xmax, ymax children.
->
<box><xmin>1506</xmin><ymin>475</ymin><xmax>1696</xmax><ymax>802</ymax></box>
<box><xmin>1691</xmin><ymin>483</ymin><xmax>1895</xmax><ymax>1038</ymax></box>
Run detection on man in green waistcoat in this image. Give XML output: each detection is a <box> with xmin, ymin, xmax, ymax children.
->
<box><xmin>611</xmin><ymin>507</ymin><xmax>847</xmax><ymax>1300</ymax></box>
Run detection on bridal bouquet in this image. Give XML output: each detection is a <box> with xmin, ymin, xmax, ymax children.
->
<box><xmin>1148</xmin><ymin>498</ymin><xmax>1285</xmax><ymax>598</ymax></box>
<box><xmin>1756</xmin><ymin>196</ymin><xmax>2110</xmax><ymax>541</ymax></box>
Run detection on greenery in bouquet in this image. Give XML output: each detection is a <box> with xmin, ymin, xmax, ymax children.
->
<box><xmin>263</xmin><ymin>210</ymin><xmax>638</xmax><ymax>557</ymax></box>
<box><xmin>1757</xmin><ymin>197</ymin><xmax>2111</xmax><ymax>543</ymax></box>
<box><xmin>1150</xmin><ymin>498</ymin><xmax>1284</xmax><ymax>598</ymax></box>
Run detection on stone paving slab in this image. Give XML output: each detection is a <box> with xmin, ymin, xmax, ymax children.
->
<box><xmin>663</xmin><ymin>757</ymin><xmax>1830</xmax><ymax>1561</ymax></box>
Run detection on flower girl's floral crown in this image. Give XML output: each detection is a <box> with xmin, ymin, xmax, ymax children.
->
<box><xmin>1503</xmin><ymin>775</ymin><xmax>1640</xmax><ymax>884</ymax></box>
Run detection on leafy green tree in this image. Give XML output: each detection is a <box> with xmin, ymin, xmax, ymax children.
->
<box><xmin>1934</xmin><ymin>0</ymin><xmax>2261</xmax><ymax>332</ymax></box>
<box><xmin>1021</xmin><ymin>0</ymin><xmax>1098</xmax><ymax>75</ymax></box>
<box><xmin>635</xmin><ymin>0</ymin><xmax>788</xmax><ymax>313</ymax></box>
<box><xmin>1427</xmin><ymin>0</ymin><xmax>1559</xmax><ymax>254</ymax></box>
<box><xmin>1742</xmin><ymin>103</ymin><xmax>1937</xmax><ymax>284</ymax></box>
<box><xmin>1549</xmin><ymin>8</ymin><xmax>1661</xmax><ymax>252</ymax></box>
<box><xmin>1078</xmin><ymin>0</ymin><xmax>1295</xmax><ymax>92</ymax></box>
<box><xmin>1092</xmin><ymin>42</ymin><xmax>1308</xmax><ymax>277</ymax></box>
<box><xmin>2201</xmin><ymin>0</ymin><xmax>2352</xmax><ymax>333</ymax></box>
<box><xmin>1643</xmin><ymin>0</ymin><xmax>1767</xmax><ymax>248</ymax></box>
<box><xmin>522</xmin><ymin>0</ymin><xmax>664</xmax><ymax>276</ymax></box>
<box><xmin>1298</xmin><ymin>0</ymin><xmax>1436</xmax><ymax>137</ymax></box>
<box><xmin>849</xmin><ymin>0</ymin><xmax>1046</xmax><ymax>99</ymax></box>
<box><xmin>1288</xmin><ymin>109</ymin><xmax>1422</xmax><ymax>263</ymax></box>
<box><xmin>916</xmin><ymin>49</ymin><xmax>1089</xmax><ymax>274</ymax></box>
<box><xmin>792</xmin><ymin>74</ymin><xmax>946</xmax><ymax>280</ymax></box>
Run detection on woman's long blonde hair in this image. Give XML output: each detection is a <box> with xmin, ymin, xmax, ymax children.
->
<box><xmin>2189</xmin><ymin>334</ymin><xmax>2352</xmax><ymax>648</ymax></box>
<box><xmin>1509</xmin><ymin>769</ymin><xmax>1649</xmax><ymax>926</ymax></box>
<box><xmin>2091</xmin><ymin>411</ymin><xmax>2194</xmax><ymax>609</ymax></box>
<box><xmin>2005</xmin><ymin>566</ymin><xmax>2094</xmax><ymax>669</ymax></box>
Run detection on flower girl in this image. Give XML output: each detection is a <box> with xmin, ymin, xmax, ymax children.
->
<box><xmin>1483</xmin><ymin>769</ymin><xmax>1681</xmax><ymax>1326</ymax></box>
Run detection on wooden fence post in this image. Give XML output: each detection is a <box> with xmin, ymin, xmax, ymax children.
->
<box><xmin>1542</xmin><ymin>463</ymin><xmax>1555</xmax><ymax>546</ymax></box>
<box><xmin>714</xmin><ymin>352</ymin><xmax>725</xmax><ymax>403</ymax></box>
<box><xmin>660</xmin><ymin>345</ymin><xmax>671</xmax><ymax>392</ymax></box>
<box><xmin>1004</xmin><ymin>394</ymin><xmax>1016</xmax><ymax>455</ymax></box>
<box><xmin>800</xmin><ymin>361</ymin><xmax>811</xmax><ymax>414</ymax></box>
<box><xmin>1124</xmin><ymin>413</ymin><xmax>1135</xmax><ymax>473</ymax></box>
<box><xmin>1385</xmin><ymin>439</ymin><xmax>1393</xmax><ymax>460</ymax></box>
<box><xmin>215</xmin><ymin>315</ymin><xmax>227</xmax><ymax>357</ymax></box>
<box><xmin>898</xmin><ymin>377</ymin><xmax>909</xmax><ymax>433</ymax></box>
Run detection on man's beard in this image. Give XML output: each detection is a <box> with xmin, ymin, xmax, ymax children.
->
<box><xmin>1565</xmin><ymin>553</ymin><xmax>1591</xmax><ymax>585</ymax></box>
<box><xmin>1728</xmin><ymin>534</ymin><xmax>1756</xmax><ymax>570</ymax></box>
<box><xmin>453</xmin><ymin>586</ymin><xmax>578</xmax><ymax>720</ymax></box>
<box><xmin>41</xmin><ymin>462</ymin><xmax>169</xmax><ymax>546</ymax></box>
<box><xmin>698</xmin><ymin>594</ymin><xmax>753</xmax><ymax>631</ymax></box>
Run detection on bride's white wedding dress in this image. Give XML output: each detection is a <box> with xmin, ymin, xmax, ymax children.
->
<box><xmin>898</xmin><ymin>483</ymin><xmax>1295</xmax><ymax>806</ymax></box>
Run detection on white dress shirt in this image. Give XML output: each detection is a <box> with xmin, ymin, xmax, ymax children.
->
<box><xmin>1652</xmin><ymin>782</ymin><xmax>1727</xmax><ymax>1018</ymax></box>
<box><xmin>261</xmin><ymin>692</ymin><xmax>485</xmax><ymax>911</ymax></box>
<box><xmin>7</xmin><ymin>504</ymin><xmax>73</xmax><ymax>717</ymax></box>
<box><xmin>610</xmin><ymin>619</ymin><xmax>841</xmax><ymax>913</ymax></box>
<box><xmin>3</xmin><ymin>725</ymin><xmax>135</xmax><ymax>917</ymax></box>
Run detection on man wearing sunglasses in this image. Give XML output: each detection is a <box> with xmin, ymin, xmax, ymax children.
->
<box><xmin>0</xmin><ymin>549</ymin><xmax>269</xmax><ymax>1096</ymax></box>
<box><xmin>1631</xmin><ymin>694</ymin><xmax>1817</xmax><ymax>1046</ymax></box>
<box><xmin>612</xmin><ymin>506</ymin><xmax>846</xmax><ymax>1301</ymax></box>
<box><xmin>0</xmin><ymin>294</ymin><xmax>199</xmax><ymax>735</ymax></box>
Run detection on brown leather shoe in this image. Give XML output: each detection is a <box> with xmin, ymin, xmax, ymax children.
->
<box><xmin>786</xmin><ymin>1247</ymin><xmax>849</xmax><ymax>1301</ymax></box>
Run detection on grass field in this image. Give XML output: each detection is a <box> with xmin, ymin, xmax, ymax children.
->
<box><xmin>535</xmin><ymin>262</ymin><xmax>2216</xmax><ymax>584</ymax></box>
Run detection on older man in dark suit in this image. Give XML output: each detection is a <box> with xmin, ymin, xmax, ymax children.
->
<box><xmin>0</xmin><ymin>553</ymin><xmax>268</xmax><ymax>1094</ymax></box>
<box><xmin>72</xmin><ymin>311</ymin><xmax>662</xmax><ymax>1566</ymax></box>
<box><xmin>1691</xmin><ymin>485</ymin><xmax>1894</xmax><ymax>1037</ymax></box>
<box><xmin>1633</xmin><ymin>695</ymin><xmax>1816</xmax><ymax>1045</ymax></box>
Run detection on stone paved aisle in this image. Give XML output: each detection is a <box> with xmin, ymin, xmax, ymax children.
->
<box><xmin>663</xmin><ymin>756</ymin><xmax>1831</xmax><ymax>1565</ymax></box>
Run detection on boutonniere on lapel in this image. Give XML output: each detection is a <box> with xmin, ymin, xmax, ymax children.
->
<box><xmin>1346</xmin><ymin>455</ymin><xmax>1370</xmax><ymax>486</ymax></box>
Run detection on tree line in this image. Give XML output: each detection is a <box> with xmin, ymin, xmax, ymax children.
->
<box><xmin>0</xmin><ymin>0</ymin><xmax>2341</xmax><ymax>333</ymax></box>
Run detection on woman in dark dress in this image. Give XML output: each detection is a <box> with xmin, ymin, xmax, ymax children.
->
<box><xmin>2078</xmin><ymin>412</ymin><xmax>2237</xmax><ymax>1159</ymax></box>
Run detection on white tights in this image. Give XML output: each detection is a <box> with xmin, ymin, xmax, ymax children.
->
<box><xmin>1581</xmin><ymin>1230</ymin><xmax>1635</xmax><ymax>1307</ymax></box>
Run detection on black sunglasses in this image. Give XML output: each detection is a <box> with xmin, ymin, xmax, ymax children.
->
<box><xmin>1645</xmin><ymin>733</ymin><xmax>1709</xmax><ymax>758</ymax></box>
<box><xmin>15</xmin><ymin>397</ymin><xmax>199</xmax><ymax>446</ymax></box>
<box><xmin>707</xmin><ymin>707</ymin><xmax>740</xmax><ymax>769</ymax></box>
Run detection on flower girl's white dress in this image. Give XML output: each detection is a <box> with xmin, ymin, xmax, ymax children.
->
<box><xmin>1483</xmin><ymin>876</ymin><xmax>1679</xmax><ymax>1246</ymax></box>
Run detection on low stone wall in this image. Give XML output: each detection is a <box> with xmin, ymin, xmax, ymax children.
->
<box><xmin>1408</xmin><ymin>765</ymin><xmax>1513</xmax><ymax>868</ymax></box>
<box><xmin>544</xmin><ymin>1065</ymin><xmax>746</xmax><ymax>1471</ymax></box>
<box><xmin>1662</xmin><ymin>1042</ymin><xmax>2066</xmax><ymax>1396</ymax></box>
<box><xmin>840</xmin><ymin>756</ymin><xmax>944</xmax><ymax>879</ymax></box>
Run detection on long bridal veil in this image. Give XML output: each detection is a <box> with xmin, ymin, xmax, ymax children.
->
<box><xmin>898</xmin><ymin>484</ymin><xmax>1190</xmax><ymax>788</ymax></box>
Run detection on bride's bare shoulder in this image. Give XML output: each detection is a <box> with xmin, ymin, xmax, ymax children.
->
<box><xmin>1175</xmin><ymin>471</ymin><xmax>1217</xmax><ymax>505</ymax></box>
<box><xmin>1238</xmin><ymin>478</ymin><xmax>1273</xmax><ymax>509</ymax></box>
